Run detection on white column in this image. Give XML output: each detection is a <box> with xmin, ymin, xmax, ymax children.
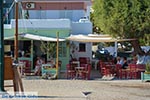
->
<box><xmin>114</xmin><ymin>41</ymin><xmax>118</xmax><ymax>57</ymax></box>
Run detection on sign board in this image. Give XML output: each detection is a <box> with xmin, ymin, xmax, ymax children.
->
<box><xmin>41</xmin><ymin>64</ymin><xmax>57</xmax><ymax>79</ymax></box>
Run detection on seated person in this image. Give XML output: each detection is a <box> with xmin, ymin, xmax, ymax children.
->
<box><xmin>122</xmin><ymin>57</ymin><xmax>128</xmax><ymax>69</ymax></box>
<box><xmin>47</xmin><ymin>59</ymin><xmax>56</xmax><ymax>68</ymax></box>
<box><xmin>117</xmin><ymin>56</ymin><xmax>124</xmax><ymax>65</ymax></box>
<box><xmin>34</xmin><ymin>56</ymin><xmax>45</xmax><ymax>75</ymax></box>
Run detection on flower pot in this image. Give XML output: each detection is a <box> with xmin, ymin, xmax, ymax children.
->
<box><xmin>141</xmin><ymin>72</ymin><xmax>150</xmax><ymax>82</ymax></box>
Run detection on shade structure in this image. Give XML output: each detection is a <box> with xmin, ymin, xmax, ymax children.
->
<box><xmin>67</xmin><ymin>34</ymin><xmax>136</xmax><ymax>43</ymax></box>
<box><xmin>19</xmin><ymin>33</ymin><xmax>65</xmax><ymax>41</ymax></box>
<box><xmin>15</xmin><ymin>0</ymin><xmax>90</xmax><ymax>2</ymax></box>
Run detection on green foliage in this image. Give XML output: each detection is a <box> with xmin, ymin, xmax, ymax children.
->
<box><xmin>40</xmin><ymin>41</ymin><xmax>56</xmax><ymax>58</ymax></box>
<box><xmin>140</xmin><ymin>34</ymin><xmax>150</xmax><ymax>46</ymax></box>
<box><xmin>92</xmin><ymin>0</ymin><xmax>150</xmax><ymax>40</ymax></box>
<box><xmin>145</xmin><ymin>62</ymin><xmax>150</xmax><ymax>73</ymax></box>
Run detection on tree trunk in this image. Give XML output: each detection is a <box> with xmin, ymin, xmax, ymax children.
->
<box><xmin>131</xmin><ymin>40</ymin><xmax>145</xmax><ymax>55</ymax></box>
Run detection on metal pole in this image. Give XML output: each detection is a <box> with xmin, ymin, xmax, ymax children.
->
<box><xmin>14</xmin><ymin>2</ymin><xmax>18</xmax><ymax>61</ymax></box>
<box><xmin>56</xmin><ymin>32</ymin><xmax>59</xmax><ymax>78</ymax></box>
<box><xmin>114</xmin><ymin>41</ymin><xmax>117</xmax><ymax>57</ymax></box>
<box><xmin>0</xmin><ymin>0</ymin><xmax>5</xmax><ymax>92</ymax></box>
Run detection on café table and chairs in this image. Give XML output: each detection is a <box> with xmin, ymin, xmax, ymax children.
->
<box><xmin>116</xmin><ymin>63</ymin><xmax>146</xmax><ymax>79</ymax></box>
<box><xmin>81</xmin><ymin>64</ymin><xmax>92</xmax><ymax>80</ymax></box>
<box><xmin>99</xmin><ymin>61</ymin><xmax>116</xmax><ymax>77</ymax></box>
<box><xmin>66</xmin><ymin>64</ymin><xmax>76</xmax><ymax>79</ymax></box>
<box><xmin>66</xmin><ymin>60</ymin><xmax>91</xmax><ymax>80</ymax></box>
<box><xmin>75</xmin><ymin>66</ymin><xmax>86</xmax><ymax>79</ymax></box>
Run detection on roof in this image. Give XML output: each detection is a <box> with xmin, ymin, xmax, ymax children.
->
<box><xmin>19</xmin><ymin>33</ymin><xmax>65</xmax><ymax>41</ymax></box>
<box><xmin>15</xmin><ymin>0</ymin><xmax>91</xmax><ymax>2</ymax></box>
<box><xmin>67</xmin><ymin>34</ymin><xmax>136</xmax><ymax>43</ymax></box>
<box><xmin>4</xmin><ymin>29</ymin><xmax>70</xmax><ymax>41</ymax></box>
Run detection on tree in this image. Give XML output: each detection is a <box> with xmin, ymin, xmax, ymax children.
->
<box><xmin>92</xmin><ymin>0</ymin><xmax>150</xmax><ymax>55</ymax></box>
<box><xmin>40</xmin><ymin>41</ymin><xmax>56</xmax><ymax>59</ymax></box>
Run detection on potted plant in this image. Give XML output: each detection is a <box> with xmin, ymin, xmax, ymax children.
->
<box><xmin>141</xmin><ymin>62</ymin><xmax>150</xmax><ymax>82</ymax></box>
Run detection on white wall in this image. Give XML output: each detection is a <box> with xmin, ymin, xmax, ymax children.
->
<box><xmin>71</xmin><ymin>22</ymin><xmax>92</xmax><ymax>35</ymax></box>
<box><xmin>71</xmin><ymin>41</ymin><xmax>92</xmax><ymax>61</ymax></box>
<box><xmin>11</xmin><ymin>19</ymin><xmax>71</xmax><ymax>29</ymax></box>
<box><xmin>10</xmin><ymin>19</ymin><xmax>92</xmax><ymax>35</ymax></box>
<box><xmin>28</xmin><ymin>10</ymin><xmax>85</xmax><ymax>22</ymax></box>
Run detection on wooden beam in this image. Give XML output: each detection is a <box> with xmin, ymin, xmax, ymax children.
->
<box><xmin>14</xmin><ymin>2</ymin><xmax>18</xmax><ymax>60</ymax></box>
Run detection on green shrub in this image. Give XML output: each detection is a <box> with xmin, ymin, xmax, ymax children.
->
<box><xmin>145</xmin><ymin>62</ymin><xmax>150</xmax><ymax>74</ymax></box>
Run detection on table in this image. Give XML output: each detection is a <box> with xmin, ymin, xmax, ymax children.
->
<box><xmin>75</xmin><ymin>67</ymin><xmax>85</xmax><ymax>79</ymax></box>
<box><xmin>119</xmin><ymin>68</ymin><xmax>145</xmax><ymax>79</ymax></box>
<box><xmin>72</xmin><ymin>61</ymin><xmax>80</xmax><ymax>67</ymax></box>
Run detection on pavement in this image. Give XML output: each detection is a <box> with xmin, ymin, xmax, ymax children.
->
<box><xmin>2</xmin><ymin>69</ymin><xmax>150</xmax><ymax>100</ymax></box>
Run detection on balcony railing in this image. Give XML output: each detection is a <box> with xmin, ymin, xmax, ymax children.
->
<box><xmin>10</xmin><ymin>19</ymin><xmax>71</xmax><ymax>29</ymax></box>
<box><xmin>4</xmin><ymin>18</ymin><xmax>92</xmax><ymax>35</ymax></box>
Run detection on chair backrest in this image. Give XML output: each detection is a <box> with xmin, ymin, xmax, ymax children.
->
<box><xmin>116</xmin><ymin>64</ymin><xmax>122</xmax><ymax>70</ymax></box>
<box><xmin>87</xmin><ymin>64</ymin><xmax>91</xmax><ymax>71</ymax></box>
<box><xmin>86</xmin><ymin>64</ymin><xmax>91</xmax><ymax>80</ymax></box>
<box><xmin>136</xmin><ymin>64</ymin><xmax>146</xmax><ymax>69</ymax></box>
<box><xmin>58</xmin><ymin>60</ymin><xmax>62</xmax><ymax>68</ymax></box>
<box><xmin>80</xmin><ymin>64</ymin><xmax>88</xmax><ymax>68</ymax></box>
<box><xmin>128</xmin><ymin>64</ymin><xmax>137</xmax><ymax>71</ymax></box>
<box><xmin>99</xmin><ymin>60</ymin><xmax>104</xmax><ymax>68</ymax></box>
<box><xmin>79</xmin><ymin>57</ymin><xmax>90</xmax><ymax>65</ymax></box>
<box><xmin>4</xmin><ymin>56</ymin><xmax>14</xmax><ymax>80</ymax></box>
<box><xmin>71</xmin><ymin>61</ymin><xmax>80</xmax><ymax>67</ymax></box>
<box><xmin>66</xmin><ymin>63</ymin><xmax>75</xmax><ymax>70</ymax></box>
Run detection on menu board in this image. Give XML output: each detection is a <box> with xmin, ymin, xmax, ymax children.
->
<box><xmin>41</xmin><ymin>64</ymin><xmax>57</xmax><ymax>79</ymax></box>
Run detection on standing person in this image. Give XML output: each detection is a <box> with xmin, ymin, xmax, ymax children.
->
<box><xmin>34</xmin><ymin>56</ymin><xmax>44</xmax><ymax>76</ymax></box>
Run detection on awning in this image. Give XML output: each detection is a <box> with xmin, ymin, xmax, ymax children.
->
<box><xmin>4</xmin><ymin>29</ymin><xmax>69</xmax><ymax>41</ymax></box>
<box><xmin>67</xmin><ymin>34</ymin><xmax>136</xmax><ymax>43</ymax></box>
<box><xmin>19</xmin><ymin>33</ymin><xmax>65</xmax><ymax>41</ymax></box>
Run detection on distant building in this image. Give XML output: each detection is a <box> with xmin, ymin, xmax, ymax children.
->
<box><xmin>4</xmin><ymin>0</ymin><xmax>92</xmax><ymax>72</ymax></box>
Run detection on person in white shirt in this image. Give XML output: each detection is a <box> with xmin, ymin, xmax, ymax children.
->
<box><xmin>117</xmin><ymin>56</ymin><xmax>124</xmax><ymax>65</ymax></box>
<box><xmin>136</xmin><ymin>54</ymin><xmax>146</xmax><ymax>64</ymax></box>
<box><xmin>34</xmin><ymin>56</ymin><xmax>44</xmax><ymax>75</ymax></box>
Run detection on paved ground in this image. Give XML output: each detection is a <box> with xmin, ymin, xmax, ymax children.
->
<box><xmin>2</xmin><ymin>69</ymin><xmax>150</xmax><ymax>100</ymax></box>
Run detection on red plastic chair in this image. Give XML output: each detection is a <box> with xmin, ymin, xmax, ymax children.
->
<box><xmin>66</xmin><ymin>64</ymin><xmax>76</xmax><ymax>79</ymax></box>
<box><xmin>99</xmin><ymin>61</ymin><xmax>111</xmax><ymax>77</ymax></box>
<box><xmin>115</xmin><ymin>64</ymin><xmax>122</xmax><ymax>78</ymax></box>
<box><xmin>79</xmin><ymin>57</ymin><xmax>90</xmax><ymax>66</ymax></box>
<box><xmin>20</xmin><ymin>60</ymin><xmax>33</xmax><ymax>75</ymax></box>
<box><xmin>136</xmin><ymin>64</ymin><xmax>146</xmax><ymax>79</ymax></box>
<box><xmin>128</xmin><ymin>64</ymin><xmax>138</xmax><ymax>79</ymax></box>
<box><xmin>116</xmin><ymin>64</ymin><xmax>128</xmax><ymax>79</ymax></box>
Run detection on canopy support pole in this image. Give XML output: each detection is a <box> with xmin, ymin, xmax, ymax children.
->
<box><xmin>0</xmin><ymin>0</ymin><xmax>5</xmax><ymax>92</ymax></box>
<box><xmin>56</xmin><ymin>32</ymin><xmax>59</xmax><ymax>78</ymax></box>
<box><xmin>114</xmin><ymin>41</ymin><xmax>117</xmax><ymax>57</ymax></box>
<box><xmin>14</xmin><ymin>1</ymin><xmax>18</xmax><ymax>61</ymax></box>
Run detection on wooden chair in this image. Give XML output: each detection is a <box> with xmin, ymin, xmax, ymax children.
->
<box><xmin>4</xmin><ymin>56</ymin><xmax>15</xmax><ymax>91</ymax></box>
<box><xmin>4</xmin><ymin>56</ymin><xmax>24</xmax><ymax>92</ymax></box>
